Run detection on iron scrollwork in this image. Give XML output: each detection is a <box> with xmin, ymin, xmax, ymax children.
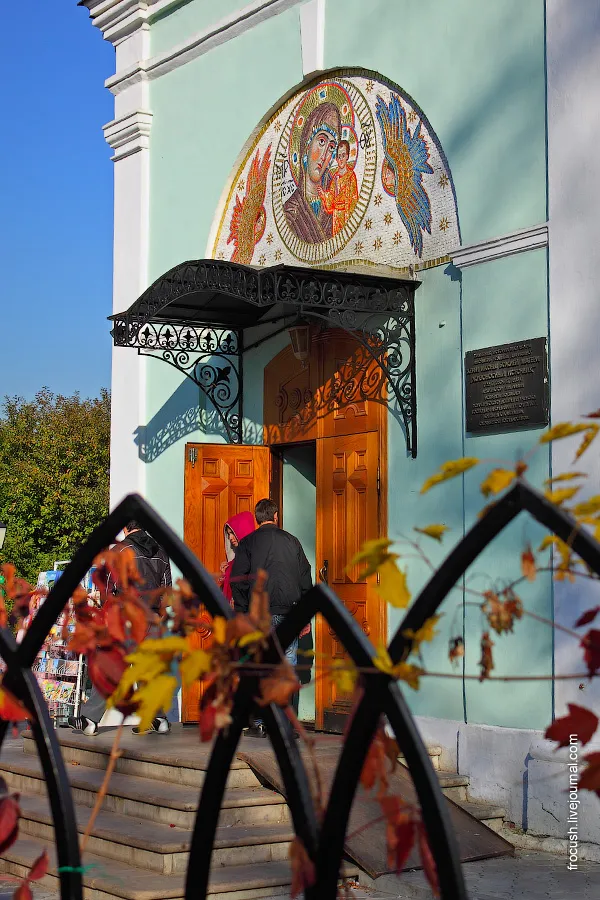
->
<box><xmin>110</xmin><ymin>261</ymin><xmax>418</xmax><ymax>454</ymax></box>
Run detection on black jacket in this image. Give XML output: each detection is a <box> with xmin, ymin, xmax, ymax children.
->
<box><xmin>231</xmin><ymin>524</ymin><xmax>312</xmax><ymax>615</ymax></box>
<box><xmin>108</xmin><ymin>530</ymin><xmax>172</xmax><ymax>609</ymax></box>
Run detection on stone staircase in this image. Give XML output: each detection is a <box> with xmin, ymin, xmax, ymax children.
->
<box><xmin>0</xmin><ymin>730</ymin><xmax>507</xmax><ymax>899</ymax></box>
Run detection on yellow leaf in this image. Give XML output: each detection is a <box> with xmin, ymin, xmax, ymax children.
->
<box><xmin>179</xmin><ymin>649</ymin><xmax>212</xmax><ymax>685</ymax></box>
<box><xmin>572</xmin><ymin>496</ymin><xmax>600</xmax><ymax>517</ymax></box>
<box><xmin>545</xmin><ymin>472</ymin><xmax>588</xmax><ymax>485</ymax></box>
<box><xmin>132</xmin><ymin>674</ymin><xmax>178</xmax><ymax>732</ymax></box>
<box><xmin>330</xmin><ymin>658</ymin><xmax>357</xmax><ymax>694</ymax></box>
<box><xmin>373</xmin><ymin>644</ymin><xmax>396</xmax><ymax>677</ymax></box>
<box><xmin>393</xmin><ymin>661</ymin><xmax>424</xmax><ymax>691</ymax></box>
<box><xmin>375</xmin><ymin>559</ymin><xmax>411</xmax><ymax>608</ymax></box>
<box><xmin>238</xmin><ymin>630</ymin><xmax>266</xmax><ymax>648</ymax></box>
<box><xmin>414</xmin><ymin>524</ymin><xmax>448</xmax><ymax>542</ymax></box>
<box><xmin>297</xmin><ymin>649</ymin><xmax>315</xmax><ymax>658</ymax></box>
<box><xmin>420</xmin><ymin>458</ymin><xmax>479</xmax><ymax>494</ymax></box>
<box><xmin>134</xmin><ymin>636</ymin><xmax>189</xmax><ymax>656</ymax></box>
<box><xmin>347</xmin><ymin>538</ymin><xmax>395</xmax><ymax>577</ymax></box>
<box><xmin>212</xmin><ymin>617</ymin><xmax>227</xmax><ymax>645</ymax></box>
<box><xmin>544</xmin><ymin>486</ymin><xmax>580</xmax><ymax>505</ymax></box>
<box><xmin>403</xmin><ymin>615</ymin><xmax>441</xmax><ymax>650</ymax></box>
<box><xmin>539</xmin><ymin>422</ymin><xmax>590</xmax><ymax>444</ymax></box>
<box><xmin>538</xmin><ymin>534</ymin><xmax>558</xmax><ymax>552</ymax></box>
<box><xmin>480</xmin><ymin>468</ymin><xmax>516</xmax><ymax>498</ymax></box>
<box><xmin>575</xmin><ymin>424</ymin><xmax>600</xmax><ymax>461</ymax></box>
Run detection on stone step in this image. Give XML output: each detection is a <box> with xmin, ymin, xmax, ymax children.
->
<box><xmin>398</xmin><ymin>744</ymin><xmax>442</xmax><ymax>771</ymax></box>
<box><xmin>453</xmin><ymin>799</ymin><xmax>507</xmax><ymax>830</ymax></box>
<box><xmin>436</xmin><ymin>772</ymin><xmax>470</xmax><ymax>802</ymax></box>
<box><xmin>17</xmin><ymin>793</ymin><xmax>294</xmax><ymax>875</ymax></box>
<box><xmin>0</xmin><ymin>743</ymin><xmax>289</xmax><ymax>829</ymax></box>
<box><xmin>22</xmin><ymin>727</ymin><xmax>260</xmax><ymax>790</ymax></box>
<box><xmin>1</xmin><ymin>835</ymin><xmax>326</xmax><ymax>900</ymax></box>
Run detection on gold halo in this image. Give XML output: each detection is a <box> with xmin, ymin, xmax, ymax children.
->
<box><xmin>288</xmin><ymin>81</ymin><xmax>356</xmax><ymax>186</ymax></box>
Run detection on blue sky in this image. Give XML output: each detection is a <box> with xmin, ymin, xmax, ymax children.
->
<box><xmin>0</xmin><ymin>5</ymin><xmax>114</xmax><ymax>401</ymax></box>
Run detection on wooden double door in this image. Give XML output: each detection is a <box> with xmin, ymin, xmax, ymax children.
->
<box><xmin>183</xmin><ymin>331</ymin><xmax>386</xmax><ymax>730</ymax></box>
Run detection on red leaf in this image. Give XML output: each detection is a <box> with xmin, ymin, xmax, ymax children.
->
<box><xmin>289</xmin><ymin>837</ymin><xmax>316</xmax><ymax>899</ymax></box>
<box><xmin>123</xmin><ymin>600</ymin><xmax>149</xmax><ymax>645</ymax></box>
<box><xmin>545</xmin><ymin>704</ymin><xmax>598</xmax><ymax>748</ymax></box>
<box><xmin>578</xmin><ymin>751</ymin><xmax>600</xmax><ymax>795</ymax></box>
<box><xmin>13</xmin><ymin>883</ymin><xmax>33</xmax><ymax>900</ymax></box>
<box><xmin>27</xmin><ymin>849</ymin><xmax>49</xmax><ymax>882</ymax></box>
<box><xmin>576</xmin><ymin>607</ymin><xmax>600</xmax><ymax>628</ymax></box>
<box><xmin>380</xmin><ymin>796</ymin><xmax>416</xmax><ymax>873</ymax></box>
<box><xmin>418</xmin><ymin>824</ymin><xmax>440</xmax><ymax>897</ymax></box>
<box><xmin>198</xmin><ymin>704</ymin><xmax>216</xmax><ymax>743</ymax></box>
<box><xmin>521</xmin><ymin>546</ymin><xmax>536</xmax><ymax>582</ymax></box>
<box><xmin>0</xmin><ymin>687</ymin><xmax>31</xmax><ymax>723</ymax></box>
<box><xmin>585</xmin><ymin>409</ymin><xmax>600</xmax><ymax>418</ymax></box>
<box><xmin>105</xmin><ymin>604</ymin><xmax>126</xmax><ymax>644</ymax></box>
<box><xmin>87</xmin><ymin>647</ymin><xmax>128</xmax><ymax>699</ymax></box>
<box><xmin>581</xmin><ymin>629</ymin><xmax>600</xmax><ymax>677</ymax></box>
<box><xmin>0</xmin><ymin>792</ymin><xmax>20</xmax><ymax>854</ymax></box>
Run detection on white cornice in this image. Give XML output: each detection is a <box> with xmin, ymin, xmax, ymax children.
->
<box><xmin>450</xmin><ymin>222</ymin><xmax>549</xmax><ymax>269</ymax></box>
<box><xmin>105</xmin><ymin>0</ymin><xmax>303</xmax><ymax>93</ymax></box>
<box><xmin>80</xmin><ymin>1</ymin><xmax>149</xmax><ymax>43</ymax></box>
<box><xmin>103</xmin><ymin>110</ymin><xmax>153</xmax><ymax>160</ymax></box>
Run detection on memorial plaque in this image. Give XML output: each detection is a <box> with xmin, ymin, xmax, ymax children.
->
<box><xmin>465</xmin><ymin>337</ymin><xmax>548</xmax><ymax>434</ymax></box>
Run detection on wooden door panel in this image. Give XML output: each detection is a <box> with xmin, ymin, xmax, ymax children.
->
<box><xmin>319</xmin><ymin>331</ymin><xmax>384</xmax><ymax>439</ymax></box>
<box><xmin>316</xmin><ymin>431</ymin><xmax>383</xmax><ymax>732</ymax></box>
<box><xmin>183</xmin><ymin>443</ymin><xmax>270</xmax><ymax>723</ymax></box>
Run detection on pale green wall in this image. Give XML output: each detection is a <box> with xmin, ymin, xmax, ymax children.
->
<box><xmin>150</xmin><ymin>0</ymin><xmax>256</xmax><ymax>58</ymax></box>
<box><xmin>143</xmin><ymin>0</ymin><xmax>550</xmax><ymax>729</ymax></box>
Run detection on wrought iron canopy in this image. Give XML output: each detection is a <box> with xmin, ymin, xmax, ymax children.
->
<box><xmin>110</xmin><ymin>260</ymin><xmax>419</xmax><ymax>455</ymax></box>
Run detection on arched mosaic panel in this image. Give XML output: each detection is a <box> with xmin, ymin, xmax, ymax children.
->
<box><xmin>209</xmin><ymin>69</ymin><xmax>460</xmax><ymax>274</ymax></box>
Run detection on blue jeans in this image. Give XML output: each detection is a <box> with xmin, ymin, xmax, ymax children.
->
<box><xmin>252</xmin><ymin>614</ymin><xmax>298</xmax><ymax>726</ymax></box>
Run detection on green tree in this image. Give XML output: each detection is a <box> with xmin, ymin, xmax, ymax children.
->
<box><xmin>0</xmin><ymin>388</ymin><xmax>110</xmax><ymax>582</ymax></box>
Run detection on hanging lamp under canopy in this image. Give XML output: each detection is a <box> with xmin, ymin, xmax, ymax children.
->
<box><xmin>109</xmin><ymin>260</ymin><xmax>419</xmax><ymax>456</ymax></box>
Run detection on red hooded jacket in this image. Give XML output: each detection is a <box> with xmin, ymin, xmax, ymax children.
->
<box><xmin>222</xmin><ymin>511</ymin><xmax>256</xmax><ymax>606</ymax></box>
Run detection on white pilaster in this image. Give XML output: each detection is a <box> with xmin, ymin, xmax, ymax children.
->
<box><xmin>300</xmin><ymin>0</ymin><xmax>325</xmax><ymax>76</ymax></box>
<box><xmin>546</xmin><ymin>1</ymin><xmax>600</xmax><ymax>715</ymax></box>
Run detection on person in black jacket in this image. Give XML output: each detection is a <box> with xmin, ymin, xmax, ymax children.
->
<box><xmin>231</xmin><ymin>499</ymin><xmax>312</xmax><ymax>736</ymax></box>
<box><xmin>68</xmin><ymin>521</ymin><xmax>173</xmax><ymax>736</ymax></box>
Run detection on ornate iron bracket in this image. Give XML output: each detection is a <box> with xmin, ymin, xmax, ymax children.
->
<box><xmin>110</xmin><ymin>261</ymin><xmax>418</xmax><ymax>454</ymax></box>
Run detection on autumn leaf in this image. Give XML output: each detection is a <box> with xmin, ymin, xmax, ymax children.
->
<box><xmin>0</xmin><ymin>782</ymin><xmax>20</xmax><ymax>855</ymax></box>
<box><xmin>289</xmin><ymin>837</ymin><xmax>316</xmax><ymax>899</ymax></box>
<box><xmin>544</xmin><ymin>486</ymin><xmax>580</xmax><ymax>505</ymax></box>
<box><xmin>538</xmin><ymin>534</ymin><xmax>558</xmax><ymax>552</ymax></box>
<box><xmin>448</xmin><ymin>636</ymin><xmax>464</xmax><ymax>666</ymax></box>
<box><xmin>0</xmin><ymin>686</ymin><xmax>31</xmax><ymax>723</ymax></box>
<box><xmin>403</xmin><ymin>615</ymin><xmax>441</xmax><ymax>652</ymax></box>
<box><xmin>521</xmin><ymin>546</ymin><xmax>536</xmax><ymax>582</ymax></box>
<box><xmin>27</xmin><ymin>849</ymin><xmax>49</xmax><ymax>882</ymax></box>
<box><xmin>578</xmin><ymin>751</ymin><xmax>600</xmax><ymax>796</ymax></box>
<box><xmin>574</xmin><ymin>424</ymin><xmax>599</xmax><ymax>461</ymax></box>
<box><xmin>586</xmin><ymin>409</ymin><xmax>600</xmax><ymax>419</ymax></box>
<box><xmin>380</xmin><ymin>796</ymin><xmax>416</xmax><ymax>873</ymax></box>
<box><xmin>361</xmin><ymin>728</ymin><xmax>398</xmax><ymax>796</ymax></box>
<box><xmin>482</xmin><ymin>591</ymin><xmax>522</xmax><ymax>635</ymax></box>
<box><xmin>375</xmin><ymin>559</ymin><xmax>411</xmax><ymax>609</ymax></box>
<box><xmin>88</xmin><ymin>647</ymin><xmax>129</xmax><ymax>699</ymax></box>
<box><xmin>198</xmin><ymin>702</ymin><xmax>217</xmax><ymax>743</ymax></box>
<box><xmin>211</xmin><ymin>617</ymin><xmax>227</xmax><ymax>645</ymax></box>
<box><xmin>13</xmin><ymin>884</ymin><xmax>33</xmax><ymax>900</ymax></box>
<box><xmin>545</xmin><ymin>472</ymin><xmax>588</xmax><ymax>485</ymax></box>
<box><xmin>414</xmin><ymin>524</ymin><xmax>448</xmax><ymax>542</ymax></box>
<box><xmin>545</xmin><ymin>704</ymin><xmax>598</xmax><ymax>748</ymax></box>
<box><xmin>330</xmin><ymin>658</ymin><xmax>358</xmax><ymax>695</ymax></box>
<box><xmin>418</xmin><ymin>823</ymin><xmax>440</xmax><ymax>897</ymax></box>
<box><xmin>581</xmin><ymin>630</ymin><xmax>600</xmax><ymax>677</ymax></box>
<box><xmin>572</xmin><ymin>495</ymin><xmax>600</xmax><ymax>517</ymax></box>
<box><xmin>575</xmin><ymin>607</ymin><xmax>600</xmax><ymax>628</ymax></box>
<box><xmin>256</xmin><ymin>662</ymin><xmax>300</xmax><ymax>708</ymax></box>
<box><xmin>420</xmin><ymin>457</ymin><xmax>479</xmax><ymax>494</ymax></box>
<box><xmin>136</xmin><ymin>636</ymin><xmax>190</xmax><ymax>656</ymax></box>
<box><xmin>480</xmin><ymin>468</ymin><xmax>516</xmax><ymax>498</ymax></box>
<box><xmin>132</xmin><ymin>674</ymin><xmax>178</xmax><ymax>732</ymax></box>
<box><xmin>539</xmin><ymin>422</ymin><xmax>591</xmax><ymax>444</ymax></box>
<box><xmin>238</xmin><ymin>630</ymin><xmax>266</xmax><ymax>649</ymax></box>
<box><xmin>478</xmin><ymin>632</ymin><xmax>494</xmax><ymax>681</ymax></box>
<box><xmin>373</xmin><ymin>646</ymin><xmax>423</xmax><ymax>689</ymax></box>
<box><xmin>179</xmin><ymin>649</ymin><xmax>212</xmax><ymax>685</ymax></box>
<box><xmin>248</xmin><ymin>569</ymin><xmax>272</xmax><ymax>633</ymax></box>
<box><xmin>348</xmin><ymin>538</ymin><xmax>395</xmax><ymax>578</ymax></box>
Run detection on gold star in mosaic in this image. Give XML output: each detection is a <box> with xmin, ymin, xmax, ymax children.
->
<box><xmin>366</xmin><ymin>80</ymin><xmax>374</xmax><ymax>93</ymax></box>
<box><xmin>364</xmin><ymin>218</ymin><xmax>373</xmax><ymax>230</ymax></box>
<box><xmin>274</xmin><ymin>120</ymin><xmax>282</xmax><ymax>132</ymax></box>
<box><xmin>258</xmin><ymin>254</ymin><xmax>266</xmax><ymax>265</ymax></box>
<box><xmin>217</xmin><ymin>251</ymin><xmax>225</xmax><ymax>259</ymax></box>
<box><xmin>438</xmin><ymin>173</ymin><xmax>449</xmax><ymax>188</ymax></box>
<box><xmin>354</xmin><ymin>240</ymin><xmax>364</xmax><ymax>255</ymax></box>
<box><xmin>237</xmin><ymin>178</ymin><xmax>245</xmax><ymax>192</ymax></box>
<box><xmin>439</xmin><ymin>217</ymin><xmax>450</xmax><ymax>232</ymax></box>
<box><xmin>374</xmin><ymin>194</ymin><xmax>383</xmax><ymax>206</ymax></box>
<box><xmin>393</xmin><ymin>231</ymin><xmax>402</xmax><ymax>245</ymax></box>
<box><xmin>274</xmin><ymin>249</ymin><xmax>282</xmax><ymax>261</ymax></box>
<box><xmin>373</xmin><ymin>237</ymin><xmax>383</xmax><ymax>251</ymax></box>
<box><xmin>408</xmin><ymin>110</ymin><xmax>417</xmax><ymax>123</ymax></box>
<box><xmin>384</xmin><ymin>212</ymin><xmax>392</xmax><ymax>226</ymax></box>
<box><xmin>266</xmin><ymin>232</ymin><xmax>274</xmax><ymax>244</ymax></box>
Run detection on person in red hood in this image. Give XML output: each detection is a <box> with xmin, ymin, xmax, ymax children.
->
<box><xmin>220</xmin><ymin>511</ymin><xmax>256</xmax><ymax>606</ymax></box>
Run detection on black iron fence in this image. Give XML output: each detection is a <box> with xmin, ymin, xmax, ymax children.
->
<box><xmin>0</xmin><ymin>482</ymin><xmax>598</xmax><ymax>899</ymax></box>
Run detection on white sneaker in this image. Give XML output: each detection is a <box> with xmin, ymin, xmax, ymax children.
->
<box><xmin>67</xmin><ymin>716</ymin><xmax>98</xmax><ymax>736</ymax></box>
<box><xmin>132</xmin><ymin>717</ymin><xmax>170</xmax><ymax>735</ymax></box>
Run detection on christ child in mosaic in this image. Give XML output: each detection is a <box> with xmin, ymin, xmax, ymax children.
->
<box><xmin>320</xmin><ymin>139</ymin><xmax>359</xmax><ymax>235</ymax></box>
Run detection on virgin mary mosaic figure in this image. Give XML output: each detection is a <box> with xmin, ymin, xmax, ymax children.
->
<box><xmin>283</xmin><ymin>101</ymin><xmax>342</xmax><ymax>244</ymax></box>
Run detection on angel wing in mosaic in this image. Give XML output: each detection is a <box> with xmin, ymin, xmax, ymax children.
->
<box><xmin>375</xmin><ymin>94</ymin><xmax>433</xmax><ymax>258</ymax></box>
<box><xmin>227</xmin><ymin>145</ymin><xmax>272</xmax><ymax>264</ymax></box>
